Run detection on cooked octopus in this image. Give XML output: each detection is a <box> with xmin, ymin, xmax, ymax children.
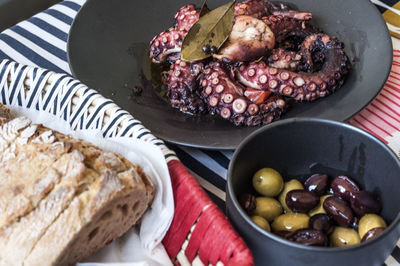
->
<box><xmin>149</xmin><ymin>0</ymin><xmax>351</xmax><ymax>126</ymax></box>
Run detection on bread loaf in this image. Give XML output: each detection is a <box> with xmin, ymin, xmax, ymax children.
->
<box><xmin>0</xmin><ymin>113</ymin><xmax>154</xmax><ymax>266</ymax></box>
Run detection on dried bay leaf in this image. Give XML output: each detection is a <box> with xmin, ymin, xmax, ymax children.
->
<box><xmin>181</xmin><ymin>0</ymin><xmax>235</xmax><ymax>62</ymax></box>
<box><xmin>199</xmin><ymin>0</ymin><xmax>210</xmax><ymax>17</ymax></box>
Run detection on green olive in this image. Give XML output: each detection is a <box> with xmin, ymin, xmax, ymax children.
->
<box><xmin>251</xmin><ymin>215</ymin><xmax>271</xmax><ymax>232</ymax></box>
<box><xmin>271</xmin><ymin>213</ymin><xmax>309</xmax><ymax>232</ymax></box>
<box><xmin>309</xmin><ymin>195</ymin><xmax>332</xmax><ymax>216</ymax></box>
<box><xmin>358</xmin><ymin>214</ymin><xmax>387</xmax><ymax>239</ymax></box>
<box><xmin>254</xmin><ymin>197</ymin><xmax>283</xmax><ymax>222</ymax></box>
<box><xmin>278</xmin><ymin>179</ymin><xmax>304</xmax><ymax>212</ymax></box>
<box><xmin>330</xmin><ymin>227</ymin><xmax>360</xmax><ymax>247</ymax></box>
<box><xmin>253</xmin><ymin>168</ymin><xmax>284</xmax><ymax>197</ymax></box>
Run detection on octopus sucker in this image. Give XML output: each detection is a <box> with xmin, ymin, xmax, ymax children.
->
<box><xmin>282</xmin><ymin>86</ymin><xmax>293</xmax><ymax>96</ymax></box>
<box><xmin>232</xmin><ymin>98</ymin><xmax>248</xmax><ymax>114</ymax></box>
<box><xmin>221</xmin><ymin>107</ymin><xmax>232</xmax><ymax>119</ymax></box>
<box><xmin>150</xmin><ymin>1</ymin><xmax>351</xmax><ymax>127</ymax></box>
<box><xmin>215</xmin><ymin>84</ymin><xmax>224</xmax><ymax>93</ymax></box>
<box><xmin>293</xmin><ymin>76</ymin><xmax>305</xmax><ymax>87</ymax></box>
<box><xmin>209</xmin><ymin>96</ymin><xmax>220</xmax><ymax>107</ymax></box>
<box><xmin>269</xmin><ymin>68</ymin><xmax>278</xmax><ymax>75</ymax></box>
<box><xmin>280</xmin><ymin>71</ymin><xmax>290</xmax><ymax>80</ymax></box>
<box><xmin>248</xmin><ymin>104</ymin><xmax>259</xmax><ymax>115</ymax></box>
<box><xmin>269</xmin><ymin>79</ymin><xmax>278</xmax><ymax>89</ymax></box>
<box><xmin>248</xmin><ymin>68</ymin><xmax>256</xmax><ymax>77</ymax></box>
<box><xmin>224</xmin><ymin>93</ymin><xmax>234</xmax><ymax>104</ymax></box>
<box><xmin>259</xmin><ymin>75</ymin><xmax>268</xmax><ymax>84</ymax></box>
<box><xmin>212</xmin><ymin>78</ymin><xmax>220</xmax><ymax>85</ymax></box>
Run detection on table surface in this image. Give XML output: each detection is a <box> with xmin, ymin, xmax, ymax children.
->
<box><xmin>0</xmin><ymin>0</ymin><xmax>61</xmax><ymax>32</ymax></box>
<box><xmin>0</xmin><ymin>0</ymin><xmax>400</xmax><ymax>265</ymax></box>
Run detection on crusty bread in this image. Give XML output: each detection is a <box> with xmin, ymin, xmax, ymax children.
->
<box><xmin>0</xmin><ymin>113</ymin><xmax>154</xmax><ymax>266</ymax></box>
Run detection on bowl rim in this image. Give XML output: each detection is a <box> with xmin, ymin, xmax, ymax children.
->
<box><xmin>227</xmin><ymin>117</ymin><xmax>400</xmax><ymax>252</ymax></box>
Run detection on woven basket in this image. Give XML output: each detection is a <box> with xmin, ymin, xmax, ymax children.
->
<box><xmin>0</xmin><ymin>59</ymin><xmax>253</xmax><ymax>265</ymax></box>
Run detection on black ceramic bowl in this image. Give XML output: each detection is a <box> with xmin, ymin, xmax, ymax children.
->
<box><xmin>226</xmin><ymin>118</ymin><xmax>400</xmax><ymax>266</ymax></box>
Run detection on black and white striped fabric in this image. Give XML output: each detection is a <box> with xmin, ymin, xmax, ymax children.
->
<box><xmin>0</xmin><ymin>1</ymin><xmax>399</xmax><ymax>265</ymax></box>
<box><xmin>0</xmin><ymin>59</ymin><xmax>177</xmax><ymax>162</ymax></box>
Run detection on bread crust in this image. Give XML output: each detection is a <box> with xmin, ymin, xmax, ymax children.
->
<box><xmin>0</xmin><ymin>115</ymin><xmax>154</xmax><ymax>266</ymax></box>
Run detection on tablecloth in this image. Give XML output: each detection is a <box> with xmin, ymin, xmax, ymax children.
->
<box><xmin>0</xmin><ymin>0</ymin><xmax>399</xmax><ymax>265</ymax></box>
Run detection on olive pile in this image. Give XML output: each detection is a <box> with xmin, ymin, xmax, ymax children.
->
<box><xmin>239</xmin><ymin>168</ymin><xmax>387</xmax><ymax>247</ymax></box>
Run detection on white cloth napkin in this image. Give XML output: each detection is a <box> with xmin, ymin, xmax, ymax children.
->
<box><xmin>8</xmin><ymin>105</ymin><xmax>174</xmax><ymax>266</ymax></box>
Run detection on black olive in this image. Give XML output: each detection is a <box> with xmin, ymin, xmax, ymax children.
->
<box><xmin>202</xmin><ymin>45</ymin><xmax>211</xmax><ymax>54</ymax></box>
<box><xmin>210</xmin><ymin>45</ymin><xmax>218</xmax><ymax>54</ymax></box>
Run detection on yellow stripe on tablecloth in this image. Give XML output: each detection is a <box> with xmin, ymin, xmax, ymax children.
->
<box><xmin>383</xmin><ymin>1</ymin><xmax>400</xmax><ymax>38</ymax></box>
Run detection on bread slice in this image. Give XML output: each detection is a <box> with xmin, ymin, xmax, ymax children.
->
<box><xmin>0</xmin><ymin>114</ymin><xmax>154</xmax><ymax>266</ymax></box>
<box><xmin>0</xmin><ymin>122</ymin><xmax>73</xmax><ymax>230</ymax></box>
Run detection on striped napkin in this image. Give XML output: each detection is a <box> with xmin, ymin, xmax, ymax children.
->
<box><xmin>349</xmin><ymin>49</ymin><xmax>400</xmax><ymax>155</ymax></box>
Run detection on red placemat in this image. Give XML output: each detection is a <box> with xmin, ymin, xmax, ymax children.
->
<box><xmin>349</xmin><ymin>49</ymin><xmax>400</xmax><ymax>149</ymax></box>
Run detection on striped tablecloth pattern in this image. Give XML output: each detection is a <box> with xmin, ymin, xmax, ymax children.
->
<box><xmin>0</xmin><ymin>0</ymin><xmax>400</xmax><ymax>265</ymax></box>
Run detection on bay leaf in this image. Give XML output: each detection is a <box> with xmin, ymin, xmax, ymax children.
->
<box><xmin>181</xmin><ymin>0</ymin><xmax>235</xmax><ymax>62</ymax></box>
<box><xmin>199</xmin><ymin>0</ymin><xmax>210</xmax><ymax>17</ymax></box>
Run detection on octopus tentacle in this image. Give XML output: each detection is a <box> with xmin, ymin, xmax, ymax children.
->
<box><xmin>263</xmin><ymin>15</ymin><xmax>321</xmax><ymax>50</ymax></box>
<box><xmin>214</xmin><ymin>15</ymin><xmax>275</xmax><ymax>63</ymax></box>
<box><xmin>166</xmin><ymin>60</ymin><xmax>207</xmax><ymax>114</ymax></box>
<box><xmin>234</xmin><ymin>0</ymin><xmax>270</xmax><ymax>18</ymax></box>
<box><xmin>234</xmin><ymin>0</ymin><xmax>312</xmax><ymax>20</ymax></box>
<box><xmin>200</xmin><ymin>62</ymin><xmax>286</xmax><ymax>126</ymax></box>
<box><xmin>297</xmin><ymin>33</ymin><xmax>339</xmax><ymax>72</ymax></box>
<box><xmin>272</xmin><ymin>10</ymin><xmax>312</xmax><ymax>20</ymax></box>
<box><xmin>237</xmin><ymin>34</ymin><xmax>350</xmax><ymax>101</ymax></box>
<box><xmin>267</xmin><ymin>2</ymin><xmax>313</xmax><ymax>20</ymax></box>
<box><xmin>174</xmin><ymin>4</ymin><xmax>200</xmax><ymax>32</ymax></box>
<box><xmin>267</xmin><ymin>48</ymin><xmax>302</xmax><ymax>71</ymax></box>
<box><xmin>150</xmin><ymin>5</ymin><xmax>200</xmax><ymax>63</ymax></box>
<box><xmin>271</xmin><ymin>2</ymin><xmax>313</xmax><ymax>21</ymax></box>
<box><xmin>149</xmin><ymin>28</ymin><xmax>186</xmax><ymax>63</ymax></box>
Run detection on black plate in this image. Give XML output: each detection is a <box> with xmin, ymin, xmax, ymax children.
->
<box><xmin>68</xmin><ymin>0</ymin><xmax>392</xmax><ymax>150</ymax></box>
